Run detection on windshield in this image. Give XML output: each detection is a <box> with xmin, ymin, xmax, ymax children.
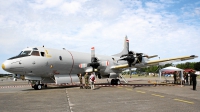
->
<box><xmin>8</xmin><ymin>50</ymin><xmax>31</xmax><ymax>60</ymax></box>
<box><xmin>19</xmin><ymin>51</ymin><xmax>31</xmax><ymax>56</ymax></box>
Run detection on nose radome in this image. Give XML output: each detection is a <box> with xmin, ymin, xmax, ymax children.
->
<box><xmin>2</xmin><ymin>63</ymin><xmax>5</xmax><ymax>70</ymax></box>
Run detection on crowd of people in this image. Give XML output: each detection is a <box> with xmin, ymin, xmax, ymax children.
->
<box><xmin>78</xmin><ymin>72</ymin><xmax>96</xmax><ymax>90</ymax></box>
<box><xmin>173</xmin><ymin>70</ymin><xmax>198</xmax><ymax>90</ymax></box>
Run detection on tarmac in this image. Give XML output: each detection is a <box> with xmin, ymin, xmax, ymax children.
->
<box><xmin>0</xmin><ymin>77</ymin><xmax>200</xmax><ymax>112</ymax></box>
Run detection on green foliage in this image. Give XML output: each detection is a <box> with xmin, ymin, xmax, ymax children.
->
<box><xmin>176</xmin><ymin>62</ymin><xmax>196</xmax><ymax>69</ymax></box>
<box><xmin>194</xmin><ymin>62</ymin><xmax>200</xmax><ymax>71</ymax></box>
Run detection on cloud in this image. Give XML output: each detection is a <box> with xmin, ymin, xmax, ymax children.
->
<box><xmin>0</xmin><ymin>0</ymin><xmax>200</xmax><ymax>73</ymax></box>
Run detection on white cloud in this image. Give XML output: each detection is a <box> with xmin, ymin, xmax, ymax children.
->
<box><xmin>60</xmin><ymin>1</ymin><xmax>82</xmax><ymax>15</ymax></box>
<box><xmin>0</xmin><ymin>0</ymin><xmax>200</xmax><ymax>74</ymax></box>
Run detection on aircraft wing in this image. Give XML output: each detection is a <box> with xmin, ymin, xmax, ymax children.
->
<box><xmin>111</xmin><ymin>55</ymin><xmax>198</xmax><ymax>69</ymax></box>
<box><xmin>147</xmin><ymin>55</ymin><xmax>198</xmax><ymax>66</ymax></box>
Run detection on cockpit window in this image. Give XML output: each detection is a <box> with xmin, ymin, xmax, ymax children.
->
<box><xmin>40</xmin><ymin>52</ymin><xmax>45</xmax><ymax>57</ymax></box>
<box><xmin>19</xmin><ymin>51</ymin><xmax>31</xmax><ymax>56</ymax></box>
<box><xmin>31</xmin><ymin>51</ymin><xmax>40</xmax><ymax>56</ymax></box>
<box><xmin>8</xmin><ymin>50</ymin><xmax>31</xmax><ymax>60</ymax></box>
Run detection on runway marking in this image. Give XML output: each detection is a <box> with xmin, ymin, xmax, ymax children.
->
<box><xmin>125</xmin><ymin>88</ymin><xmax>133</xmax><ymax>91</ymax></box>
<box><xmin>136</xmin><ymin>91</ymin><xmax>146</xmax><ymax>93</ymax></box>
<box><xmin>0</xmin><ymin>85</ymin><xmax>31</xmax><ymax>89</ymax></box>
<box><xmin>173</xmin><ymin>99</ymin><xmax>194</xmax><ymax>104</ymax></box>
<box><xmin>66</xmin><ymin>89</ymin><xmax>74</xmax><ymax>112</ymax></box>
<box><xmin>151</xmin><ymin>94</ymin><xmax>165</xmax><ymax>98</ymax></box>
<box><xmin>117</xmin><ymin>87</ymin><xmax>123</xmax><ymax>89</ymax></box>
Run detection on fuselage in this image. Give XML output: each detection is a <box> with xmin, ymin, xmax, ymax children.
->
<box><xmin>2</xmin><ymin>47</ymin><xmax>123</xmax><ymax>79</ymax></box>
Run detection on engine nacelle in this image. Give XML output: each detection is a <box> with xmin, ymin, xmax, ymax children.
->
<box><xmin>54</xmin><ymin>74</ymin><xmax>79</xmax><ymax>84</ymax></box>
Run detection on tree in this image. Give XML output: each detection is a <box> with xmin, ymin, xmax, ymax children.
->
<box><xmin>194</xmin><ymin>62</ymin><xmax>200</xmax><ymax>71</ymax></box>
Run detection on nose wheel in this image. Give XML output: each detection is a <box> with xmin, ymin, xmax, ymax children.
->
<box><xmin>111</xmin><ymin>79</ymin><xmax>120</xmax><ymax>85</ymax></box>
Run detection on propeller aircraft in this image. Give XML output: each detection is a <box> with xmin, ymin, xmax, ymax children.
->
<box><xmin>1</xmin><ymin>36</ymin><xmax>198</xmax><ymax>90</ymax></box>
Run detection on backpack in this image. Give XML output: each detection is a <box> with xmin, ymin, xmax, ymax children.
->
<box><xmin>91</xmin><ymin>76</ymin><xmax>95</xmax><ymax>81</ymax></box>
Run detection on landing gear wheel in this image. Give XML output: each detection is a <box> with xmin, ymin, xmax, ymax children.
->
<box><xmin>116</xmin><ymin>79</ymin><xmax>120</xmax><ymax>85</ymax></box>
<box><xmin>111</xmin><ymin>79</ymin><xmax>120</xmax><ymax>85</ymax></box>
<box><xmin>33</xmin><ymin>84</ymin><xmax>42</xmax><ymax>90</ymax></box>
<box><xmin>37</xmin><ymin>84</ymin><xmax>42</xmax><ymax>90</ymax></box>
<box><xmin>34</xmin><ymin>85</ymin><xmax>38</xmax><ymax>90</ymax></box>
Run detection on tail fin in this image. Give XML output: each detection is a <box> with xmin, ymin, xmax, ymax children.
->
<box><xmin>112</xmin><ymin>36</ymin><xmax>129</xmax><ymax>57</ymax></box>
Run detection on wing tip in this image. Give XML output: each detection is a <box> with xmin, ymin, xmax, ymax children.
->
<box><xmin>190</xmin><ymin>55</ymin><xmax>198</xmax><ymax>58</ymax></box>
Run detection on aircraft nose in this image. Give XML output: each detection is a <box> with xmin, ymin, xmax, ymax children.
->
<box><xmin>2</xmin><ymin>63</ymin><xmax>5</xmax><ymax>70</ymax></box>
<box><xmin>2</xmin><ymin>61</ymin><xmax>11</xmax><ymax>72</ymax></box>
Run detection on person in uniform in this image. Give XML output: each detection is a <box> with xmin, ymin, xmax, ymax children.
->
<box><xmin>184</xmin><ymin>71</ymin><xmax>189</xmax><ymax>84</ymax></box>
<box><xmin>173</xmin><ymin>71</ymin><xmax>177</xmax><ymax>84</ymax></box>
<box><xmin>190</xmin><ymin>71</ymin><xmax>197</xmax><ymax>90</ymax></box>
<box><xmin>189</xmin><ymin>71</ymin><xmax>193</xmax><ymax>85</ymax></box>
<box><xmin>84</xmin><ymin>72</ymin><xmax>89</xmax><ymax>89</ymax></box>
<box><xmin>78</xmin><ymin>73</ymin><xmax>83</xmax><ymax>89</ymax></box>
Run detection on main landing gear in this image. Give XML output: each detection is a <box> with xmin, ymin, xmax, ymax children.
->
<box><xmin>111</xmin><ymin>79</ymin><xmax>120</xmax><ymax>85</ymax></box>
<box><xmin>32</xmin><ymin>84</ymin><xmax>43</xmax><ymax>90</ymax></box>
<box><xmin>30</xmin><ymin>80</ymin><xmax>47</xmax><ymax>90</ymax></box>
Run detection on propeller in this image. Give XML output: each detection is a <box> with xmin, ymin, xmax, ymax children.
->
<box><xmin>117</xmin><ymin>39</ymin><xmax>153</xmax><ymax>78</ymax></box>
<box><xmin>88</xmin><ymin>47</ymin><xmax>100</xmax><ymax>72</ymax></box>
<box><xmin>79</xmin><ymin>47</ymin><xmax>109</xmax><ymax>73</ymax></box>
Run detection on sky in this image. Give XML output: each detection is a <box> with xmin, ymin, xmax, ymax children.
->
<box><xmin>0</xmin><ymin>0</ymin><xmax>200</xmax><ymax>74</ymax></box>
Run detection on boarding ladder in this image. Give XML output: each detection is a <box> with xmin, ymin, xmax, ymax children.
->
<box><xmin>119</xmin><ymin>74</ymin><xmax>128</xmax><ymax>83</ymax></box>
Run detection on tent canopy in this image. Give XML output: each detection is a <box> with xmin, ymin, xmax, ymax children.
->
<box><xmin>160</xmin><ymin>66</ymin><xmax>183</xmax><ymax>72</ymax></box>
<box><xmin>159</xmin><ymin>66</ymin><xmax>184</xmax><ymax>86</ymax></box>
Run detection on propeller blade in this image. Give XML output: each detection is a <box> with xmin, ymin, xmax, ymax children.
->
<box><xmin>147</xmin><ymin>55</ymin><xmax>158</xmax><ymax>59</ymax></box>
<box><xmin>91</xmin><ymin>47</ymin><xmax>95</xmax><ymax>59</ymax></box>
<box><xmin>126</xmin><ymin>39</ymin><xmax>129</xmax><ymax>53</ymax></box>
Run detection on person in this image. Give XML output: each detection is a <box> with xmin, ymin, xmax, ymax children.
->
<box><xmin>84</xmin><ymin>72</ymin><xmax>90</xmax><ymax>89</ymax></box>
<box><xmin>190</xmin><ymin>71</ymin><xmax>197</xmax><ymax>90</ymax></box>
<box><xmin>90</xmin><ymin>72</ymin><xmax>95</xmax><ymax>90</ymax></box>
<box><xmin>78</xmin><ymin>73</ymin><xmax>83</xmax><ymax>89</ymax></box>
<box><xmin>189</xmin><ymin>71</ymin><xmax>192</xmax><ymax>85</ymax></box>
<box><xmin>173</xmin><ymin>71</ymin><xmax>177</xmax><ymax>84</ymax></box>
<box><xmin>184</xmin><ymin>72</ymin><xmax>188</xmax><ymax>84</ymax></box>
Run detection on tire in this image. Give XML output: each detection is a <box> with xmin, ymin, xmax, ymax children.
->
<box><xmin>37</xmin><ymin>84</ymin><xmax>42</xmax><ymax>90</ymax></box>
<box><xmin>33</xmin><ymin>84</ymin><xmax>42</xmax><ymax>90</ymax></box>
<box><xmin>116</xmin><ymin>79</ymin><xmax>120</xmax><ymax>85</ymax></box>
<box><xmin>34</xmin><ymin>85</ymin><xmax>38</xmax><ymax>90</ymax></box>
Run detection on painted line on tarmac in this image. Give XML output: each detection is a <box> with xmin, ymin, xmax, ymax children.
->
<box><xmin>173</xmin><ymin>99</ymin><xmax>194</xmax><ymax>104</ymax></box>
<box><xmin>66</xmin><ymin>89</ymin><xmax>74</xmax><ymax>112</ymax></box>
<box><xmin>117</xmin><ymin>87</ymin><xmax>123</xmax><ymax>89</ymax></box>
<box><xmin>136</xmin><ymin>91</ymin><xmax>146</xmax><ymax>93</ymax></box>
<box><xmin>0</xmin><ymin>85</ymin><xmax>31</xmax><ymax>89</ymax></box>
<box><xmin>125</xmin><ymin>88</ymin><xmax>133</xmax><ymax>91</ymax></box>
<box><xmin>151</xmin><ymin>94</ymin><xmax>165</xmax><ymax>98</ymax></box>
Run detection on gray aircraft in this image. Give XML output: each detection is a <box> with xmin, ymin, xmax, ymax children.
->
<box><xmin>1</xmin><ymin>36</ymin><xmax>198</xmax><ymax>90</ymax></box>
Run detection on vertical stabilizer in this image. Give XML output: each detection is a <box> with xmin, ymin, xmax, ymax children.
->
<box><xmin>112</xmin><ymin>36</ymin><xmax>129</xmax><ymax>57</ymax></box>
